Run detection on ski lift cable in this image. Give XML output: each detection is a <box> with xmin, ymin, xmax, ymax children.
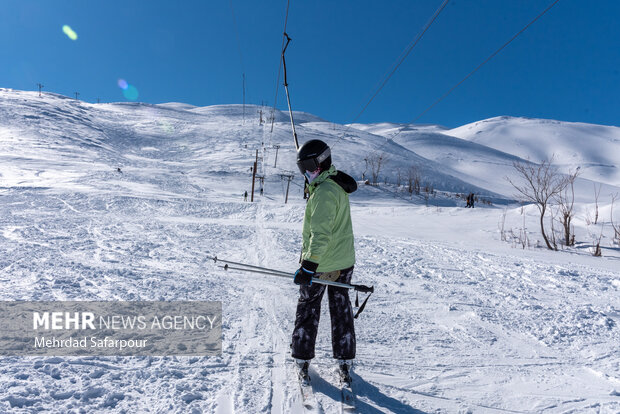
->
<box><xmin>228</xmin><ymin>0</ymin><xmax>246</xmax><ymax>72</ymax></box>
<box><xmin>349</xmin><ymin>0</ymin><xmax>449</xmax><ymax>127</ymax></box>
<box><xmin>384</xmin><ymin>0</ymin><xmax>563</xmax><ymax>145</ymax></box>
<box><xmin>332</xmin><ymin>0</ymin><xmax>451</xmax><ymax>149</ymax></box>
<box><xmin>229</xmin><ymin>0</ymin><xmax>247</xmax><ymax>125</ymax></box>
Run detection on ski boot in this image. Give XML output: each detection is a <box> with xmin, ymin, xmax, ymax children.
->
<box><xmin>295</xmin><ymin>359</ymin><xmax>311</xmax><ymax>385</ymax></box>
<box><xmin>337</xmin><ymin>359</ymin><xmax>353</xmax><ymax>385</ymax></box>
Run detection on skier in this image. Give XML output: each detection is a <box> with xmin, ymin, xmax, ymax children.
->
<box><xmin>244</xmin><ymin>191</ymin><xmax>248</xmax><ymax>202</ymax></box>
<box><xmin>466</xmin><ymin>192</ymin><xmax>475</xmax><ymax>208</ymax></box>
<box><xmin>291</xmin><ymin>139</ymin><xmax>358</xmax><ymax>386</ymax></box>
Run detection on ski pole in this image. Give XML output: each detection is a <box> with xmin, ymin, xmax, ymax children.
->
<box><xmin>210</xmin><ymin>256</ymin><xmax>292</xmax><ymax>279</ymax></box>
<box><xmin>210</xmin><ymin>256</ymin><xmax>374</xmax><ymax>293</ymax></box>
<box><xmin>219</xmin><ymin>264</ymin><xmax>374</xmax><ymax>293</ymax></box>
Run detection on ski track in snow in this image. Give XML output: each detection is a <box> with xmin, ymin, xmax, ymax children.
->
<box><xmin>0</xmin><ymin>90</ymin><xmax>618</xmax><ymax>413</ymax></box>
<box><xmin>1</xmin><ymin>193</ymin><xmax>618</xmax><ymax>413</ymax></box>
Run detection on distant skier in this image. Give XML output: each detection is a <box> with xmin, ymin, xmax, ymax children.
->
<box><xmin>244</xmin><ymin>191</ymin><xmax>248</xmax><ymax>202</ymax></box>
<box><xmin>466</xmin><ymin>193</ymin><xmax>474</xmax><ymax>208</ymax></box>
<box><xmin>291</xmin><ymin>139</ymin><xmax>358</xmax><ymax>386</ymax></box>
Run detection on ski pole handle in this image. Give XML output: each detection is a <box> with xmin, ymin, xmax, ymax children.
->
<box><xmin>353</xmin><ymin>284</ymin><xmax>374</xmax><ymax>293</ymax></box>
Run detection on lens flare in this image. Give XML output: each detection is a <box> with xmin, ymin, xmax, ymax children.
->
<box><xmin>123</xmin><ymin>85</ymin><xmax>139</xmax><ymax>100</ymax></box>
<box><xmin>62</xmin><ymin>25</ymin><xmax>78</xmax><ymax>41</ymax></box>
<box><xmin>117</xmin><ymin>79</ymin><xmax>129</xmax><ymax>90</ymax></box>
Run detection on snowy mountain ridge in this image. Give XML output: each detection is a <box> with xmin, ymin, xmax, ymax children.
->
<box><xmin>2</xmin><ymin>88</ymin><xmax>619</xmax><ymax>203</ymax></box>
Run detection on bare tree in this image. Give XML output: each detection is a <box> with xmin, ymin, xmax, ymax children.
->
<box><xmin>362</xmin><ymin>157</ymin><xmax>368</xmax><ymax>181</ymax></box>
<box><xmin>554</xmin><ymin>168</ymin><xmax>580</xmax><ymax>247</ymax></box>
<box><xmin>366</xmin><ymin>152</ymin><xmax>388</xmax><ymax>185</ymax></box>
<box><xmin>519</xmin><ymin>206</ymin><xmax>530</xmax><ymax>249</ymax></box>
<box><xmin>593</xmin><ymin>183</ymin><xmax>601</xmax><ymax>224</ymax></box>
<box><xmin>611</xmin><ymin>193</ymin><xmax>620</xmax><ymax>245</ymax></box>
<box><xmin>406</xmin><ymin>165</ymin><xmax>421</xmax><ymax>195</ymax></box>
<box><xmin>396</xmin><ymin>168</ymin><xmax>402</xmax><ymax>187</ymax></box>
<box><xmin>549</xmin><ymin>207</ymin><xmax>560</xmax><ymax>250</ymax></box>
<box><xmin>590</xmin><ymin>224</ymin><xmax>603</xmax><ymax>257</ymax></box>
<box><xmin>506</xmin><ymin>158</ymin><xmax>569</xmax><ymax>250</ymax></box>
<box><xmin>498</xmin><ymin>209</ymin><xmax>507</xmax><ymax>242</ymax></box>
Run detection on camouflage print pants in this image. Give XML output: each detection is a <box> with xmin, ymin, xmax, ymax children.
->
<box><xmin>291</xmin><ymin>267</ymin><xmax>356</xmax><ymax>360</ymax></box>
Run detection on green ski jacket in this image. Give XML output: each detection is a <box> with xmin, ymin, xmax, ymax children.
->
<box><xmin>301</xmin><ymin>165</ymin><xmax>357</xmax><ymax>273</ymax></box>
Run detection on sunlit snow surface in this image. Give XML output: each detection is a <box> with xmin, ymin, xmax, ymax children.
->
<box><xmin>0</xmin><ymin>89</ymin><xmax>618</xmax><ymax>413</ymax></box>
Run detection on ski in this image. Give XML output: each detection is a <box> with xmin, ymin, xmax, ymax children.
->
<box><xmin>298</xmin><ymin>376</ymin><xmax>318</xmax><ymax>411</ymax></box>
<box><xmin>294</xmin><ymin>360</ymin><xmax>319</xmax><ymax>412</ymax></box>
<box><xmin>340</xmin><ymin>381</ymin><xmax>356</xmax><ymax>413</ymax></box>
<box><xmin>337</xmin><ymin>361</ymin><xmax>356</xmax><ymax>412</ymax></box>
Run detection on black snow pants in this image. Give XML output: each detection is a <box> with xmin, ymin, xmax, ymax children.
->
<box><xmin>291</xmin><ymin>266</ymin><xmax>356</xmax><ymax>361</ymax></box>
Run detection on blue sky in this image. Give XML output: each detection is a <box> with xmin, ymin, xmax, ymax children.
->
<box><xmin>1</xmin><ymin>0</ymin><xmax>618</xmax><ymax>127</ymax></box>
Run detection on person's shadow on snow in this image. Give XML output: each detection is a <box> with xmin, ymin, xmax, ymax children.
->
<box><xmin>311</xmin><ymin>368</ymin><xmax>428</xmax><ymax>414</ymax></box>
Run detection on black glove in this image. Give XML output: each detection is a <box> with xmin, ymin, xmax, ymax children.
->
<box><xmin>294</xmin><ymin>261</ymin><xmax>318</xmax><ymax>286</ymax></box>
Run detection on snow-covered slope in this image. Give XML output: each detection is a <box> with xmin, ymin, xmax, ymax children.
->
<box><xmin>0</xmin><ymin>89</ymin><xmax>618</xmax><ymax>413</ymax></box>
<box><xmin>445</xmin><ymin>116</ymin><xmax>620</xmax><ymax>187</ymax></box>
<box><xmin>351</xmin><ymin>118</ymin><xmax>620</xmax><ymax>203</ymax></box>
<box><xmin>351</xmin><ymin>122</ymin><xmax>528</xmax><ymax>199</ymax></box>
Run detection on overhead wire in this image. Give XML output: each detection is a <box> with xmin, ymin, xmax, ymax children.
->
<box><xmin>385</xmin><ymin>0</ymin><xmax>563</xmax><ymax>144</ymax></box>
<box><xmin>229</xmin><ymin>0</ymin><xmax>245</xmax><ymax>72</ymax></box>
<box><xmin>348</xmin><ymin>0</ymin><xmax>450</xmax><ymax>128</ymax></box>
<box><xmin>332</xmin><ymin>0</ymin><xmax>450</xmax><ymax>149</ymax></box>
<box><xmin>228</xmin><ymin>0</ymin><xmax>246</xmax><ymax>122</ymax></box>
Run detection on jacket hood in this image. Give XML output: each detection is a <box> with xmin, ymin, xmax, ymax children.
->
<box><xmin>308</xmin><ymin>166</ymin><xmax>357</xmax><ymax>194</ymax></box>
<box><xmin>330</xmin><ymin>171</ymin><xmax>357</xmax><ymax>194</ymax></box>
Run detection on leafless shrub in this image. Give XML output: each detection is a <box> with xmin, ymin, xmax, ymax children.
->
<box><xmin>507</xmin><ymin>223</ymin><xmax>529</xmax><ymax>249</ymax></box>
<box><xmin>396</xmin><ymin>168</ymin><xmax>402</xmax><ymax>187</ymax></box>
<box><xmin>554</xmin><ymin>168</ymin><xmax>580</xmax><ymax>246</ymax></box>
<box><xmin>508</xmin><ymin>228</ymin><xmax>517</xmax><ymax>248</ymax></box>
<box><xmin>499</xmin><ymin>209</ymin><xmax>507</xmax><ymax>241</ymax></box>
<box><xmin>592</xmin><ymin>227</ymin><xmax>603</xmax><ymax>257</ymax></box>
<box><xmin>406</xmin><ymin>165</ymin><xmax>421</xmax><ymax>195</ymax></box>
<box><xmin>519</xmin><ymin>228</ymin><xmax>529</xmax><ymax>249</ymax></box>
<box><xmin>366</xmin><ymin>152</ymin><xmax>389</xmax><ymax>186</ymax></box>
<box><xmin>585</xmin><ymin>208</ymin><xmax>593</xmax><ymax>226</ymax></box>
<box><xmin>593</xmin><ymin>184</ymin><xmax>601</xmax><ymax>225</ymax></box>
<box><xmin>548</xmin><ymin>207</ymin><xmax>558</xmax><ymax>250</ymax></box>
<box><xmin>611</xmin><ymin>193</ymin><xmax>620</xmax><ymax>245</ymax></box>
<box><xmin>497</xmin><ymin>207</ymin><xmax>530</xmax><ymax>249</ymax></box>
<box><xmin>519</xmin><ymin>206</ymin><xmax>529</xmax><ymax>249</ymax></box>
<box><xmin>506</xmin><ymin>158</ymin><xmax>569</xmax><ymax>250</ymax></box>
<box><xmin>586</xmin><ymin>221</ymin><xmax>604</xmax><ymax>257</ymax></box>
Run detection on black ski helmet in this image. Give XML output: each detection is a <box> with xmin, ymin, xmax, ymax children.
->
<box><xmin>296</xmin><ymin>139</ymin><xmax>331</xmax><ymax>175</ymax></box>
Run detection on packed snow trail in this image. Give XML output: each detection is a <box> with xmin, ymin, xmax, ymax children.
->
<box><xmin>1</xmin><ymin>192</ymin><xmax>617</xmax><ymax>412</ymax></box>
